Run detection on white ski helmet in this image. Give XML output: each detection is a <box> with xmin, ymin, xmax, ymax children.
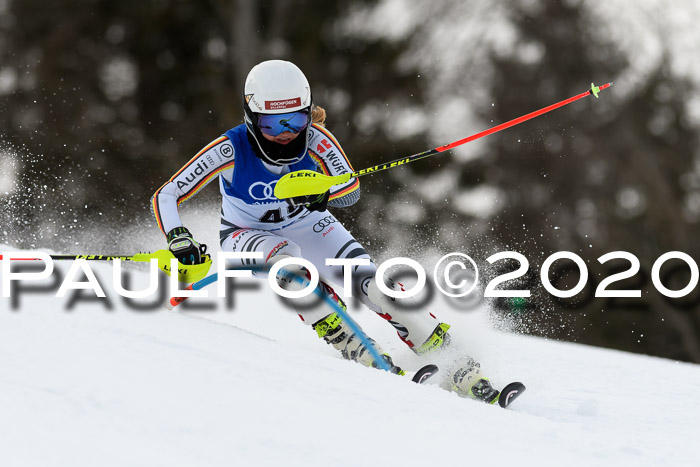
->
<box><xmin>243</xmin><ymin>60</ymin><xmax>312</xmax><ymax>165</ymax></box>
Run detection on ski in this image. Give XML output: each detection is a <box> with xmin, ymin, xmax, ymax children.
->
<box><xmin>409</xmin><ymin>363</ymin><xmax>526</xmax><ymax>408</ymax></box>
<box><xmin>411</xmin><ymin>364</ymin><xmax>439</xmax><ymax>384</ymax></box>
<box><xmin>497</xmin><ymin>382</ymin><xmax>526</xmax><ymax>408</ymax></box>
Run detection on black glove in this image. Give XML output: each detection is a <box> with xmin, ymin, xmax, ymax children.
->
<box><xmin>166</xmin><ymin>226</ymin><xmax>207</xmax><ymax>265</ymax></box>
<box><xmin>286</xmin><ymin>190</ymin><xmax>330</xmax><ymax>212</ymax></box>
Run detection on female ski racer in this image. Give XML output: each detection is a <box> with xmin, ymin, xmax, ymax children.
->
<box><xmin>151</xmin><ymin>60</ymin><xmax>499</xmax><ymax>403</ymax></box>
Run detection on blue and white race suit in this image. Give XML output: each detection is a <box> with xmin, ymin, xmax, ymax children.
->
<box><xmin>152</xmin><ymin>123</ymin><xmax>440</xmax><ymax>348</ymax></box>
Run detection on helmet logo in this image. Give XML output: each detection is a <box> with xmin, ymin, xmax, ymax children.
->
<box><xmin>246</xmin><ymin>94</ymin><xmax>264</xmax><ymax>111</ymax></box>
<box><xmin>265</xmin><ymin>97</ymin><xmax>301</xmax><ymax>111</ymax></box>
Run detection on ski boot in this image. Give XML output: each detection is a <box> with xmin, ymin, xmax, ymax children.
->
<box><xmin>313</xmin><ymin>312</ymin><xmax>405</xmax><ymax>375</ymax></box>
<box><xmin>411</xmin><ymin>325</ymin><xmax>499</xmax><ymax>403</ymax></box>
<box><xmin>444</xmin><ymin>356</ymin><xmax>500</xmax><ymax>404</ymax></box>
<box><xmin>414</xmin><ymin>322</ymin><xmax>451</xmax><ymax>355</ymax></box>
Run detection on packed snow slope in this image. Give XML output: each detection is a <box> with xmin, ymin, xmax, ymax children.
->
<box><xmin>1</xmin><ymin>251</ymin><xmax>699</xmax><ymax>467</ymax></box>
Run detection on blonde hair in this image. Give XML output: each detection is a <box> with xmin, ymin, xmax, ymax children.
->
<box><xmin>311</xmin><ymin>105</ymin><xmax>327</xmax><ymax>127</ymax></box>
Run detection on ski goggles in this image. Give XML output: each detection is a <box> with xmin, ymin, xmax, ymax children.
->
<box><xmin>257</xmin><ymin>109</ymin><xmax>310</xmax><ymax>137</ymax></box>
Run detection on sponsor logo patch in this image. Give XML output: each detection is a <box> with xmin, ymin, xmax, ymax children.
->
<box><xmin>316</xmin><ymin>139</ymin><xmax>332</xmax><ymax>154</ymax></box>
<box><xmin>313</xmin><ymin>215</ymin><xmax>337</xmax><ymax>233</ymax></box>
<box><xmin>176</xmin><ymin>157</ymin><xmax>210</xmax><ymax>189</ymax></box>
<box><xmin>219</xmin><ymin>143</ymin><xmax>234</xmax><ymax>158</ymax></box>
<box><xmin>248</xmin><ymin>181</ymin><xmax>278</xmax><ymax>201</ymax></box>
<box><xmin>265</xmin><ymin>97</ymin><xmax>301</xmax><ymax>110</ymax></box>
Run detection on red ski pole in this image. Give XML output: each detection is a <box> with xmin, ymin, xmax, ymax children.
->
<box><xmin>275</xmin><ymin>82</ymin><xmax>613</xmax><ymax>198</ymax></box>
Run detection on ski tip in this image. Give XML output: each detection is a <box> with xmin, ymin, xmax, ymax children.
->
<box><xmin>498</xmin><ymin>382</ymin><xmax>526</xmax><ymax>408</ymax></box>
<box><xmin>412</xmin><ymin>364</ymin><xmax>439</xmax><ymax>384</ymax></box>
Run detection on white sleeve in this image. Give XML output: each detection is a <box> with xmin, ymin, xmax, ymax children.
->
<box><xmin>307</xmin><ymin>124</ymin><xmax>360</xmax><ymax>207</ymax></box>
<box><xmin>151</xmin><ymin>136</ymin><xmax>235</xmax><ymax>235</ymax></box>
